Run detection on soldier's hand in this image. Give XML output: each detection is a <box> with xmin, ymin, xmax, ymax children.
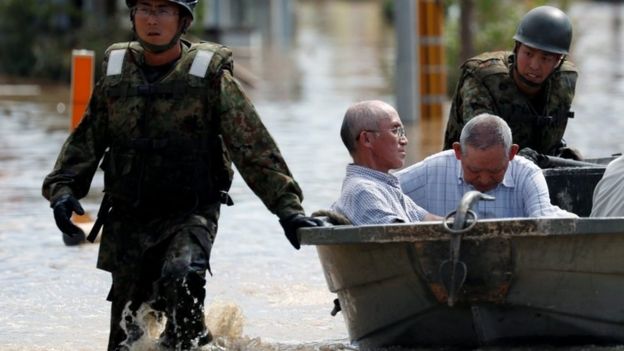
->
<box><xmin>51</xmin><ymin>194</ymin><xmax>86</xmax><ymax>239</ymax></box>
<box><xmin>518</xmin><ymin>147</ymin><xmax>549</xmax><ymax>168</ymax></box>
<box><xmin>557</xmin><ymin>146</ymin><xmax>583</xmax><ymax>160</ymax></box>
<box><xmin>279</xmin><ymin>213</ymin><xmax>326</xmax><ymax>250</ymax></box>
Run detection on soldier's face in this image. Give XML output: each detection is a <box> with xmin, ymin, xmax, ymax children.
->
<box><xmin>515</xmin><ymin>44</ymin><xmax>562</xmax><ymax>85</ymax></box>
<box><xmin>453</xmin><ymin>143</ymin><xmax>518</xmax><ymax>193</ymax></box>
<box><xmin>134</xmin><ymin>0</ymin><xmax>181</xmax><ymax>46</ymax></box>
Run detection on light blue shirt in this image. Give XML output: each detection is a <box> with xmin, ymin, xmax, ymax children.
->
<box><xmin>396</xmin><ymin>150</ymin><xmax>575</xmax><ymax>219</ymax></box>
<box><xmin>332</xmin><ymin>164</ymin><xmax>429</xmax><ymax>225</ymax></box>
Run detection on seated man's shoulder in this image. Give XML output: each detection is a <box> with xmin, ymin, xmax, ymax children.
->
<box><xmin>343</xmin><ymin>176</ymin><xmax>387</xmax><ymax>199</ymax></box>
<box><xmin>607</xmin><ymin>155</ymin><xmax>624</xmax><ymax>170</ymax></box>
<box><xmin>398</xmin><ymin>150</ymin><xmax>455</xmax><ymax>175</ymax></box>
<box><xmin>396</xmin><ymin>151</ymin><xmax>455</xmax><ymax>194</ymax></box>
<box><xmin>510</xmin><ymin>156</ymin><xmax>545</xmax><ymax>188</ymax></box>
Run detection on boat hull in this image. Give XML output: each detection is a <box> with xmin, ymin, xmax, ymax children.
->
<box><xmin>307</xmin><ymin>218</ymin><xmax>624</xmax><ymax>348</ymax></box>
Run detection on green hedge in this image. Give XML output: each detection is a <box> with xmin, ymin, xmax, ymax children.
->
<box><xmin>0</xmin><ymin>0</ymin><xmax>128</xmax><ymax>82</ymax></box>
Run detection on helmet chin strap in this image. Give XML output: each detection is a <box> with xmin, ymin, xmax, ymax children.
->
<box><xmin>137</xmin><ymin>31</ymin><xmax>182</xmax><ymax>54</ymax></box>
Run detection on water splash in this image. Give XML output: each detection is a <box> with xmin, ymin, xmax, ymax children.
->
<box><xmin>119</xmin><ymin>302</ymin><xmax>164</xmax><ymax>351</ymax></box>
<box><xmin>205</xmin><ymin>300</ymin><xmax>245</xmax><ymax>339</ymax></box>
<box><xmin>113</xmin><ymin>299</ymin><xmax>353</xmax><ymax>351</ymax></box>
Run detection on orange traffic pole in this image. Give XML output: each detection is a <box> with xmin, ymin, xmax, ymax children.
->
<box><xmin>69</xmin><ymin>49</ymin><xmax>95</xmax><ymax>131</ymax></box>
<box><xmin>69</xmin><ymin>50</ymin><xmax>96</xmax><ymax>231</ymax></box>
<box><xmin>418</xmin><ymin>0</ymin><xmax>446</xmax><ymax>122</ymax></box>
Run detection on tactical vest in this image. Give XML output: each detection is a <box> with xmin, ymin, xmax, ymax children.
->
<box><xmin>445</xmin><ymin>51</ymin><xmax>577</xmax><ymax>154</ymax></box>
<box><xmin>99</xmin><ymin>41</ymin><xmax>234</xmax><ymax>216</ymax></box>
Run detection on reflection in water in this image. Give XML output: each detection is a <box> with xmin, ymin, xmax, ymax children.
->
<box><xmin>565</xmin><ymin>2</ymin><xmax>624</xmax><ymax>158</ymax></box>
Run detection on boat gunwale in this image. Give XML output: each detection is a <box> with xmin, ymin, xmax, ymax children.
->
<box><xmin>299</xmin><ymin>217</ymin><xmax>624</xmax><ymax>245</ymax></box>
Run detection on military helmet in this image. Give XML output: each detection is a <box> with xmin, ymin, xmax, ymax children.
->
<box><xmin>513</xmin><ymin>6</ymin><xmax>572</xmax><ymax>55</ymax></box>
<box><xmin>126</xmin><ymin>0</ymin><xmax>198</xmax><ymax>19</ymax></box>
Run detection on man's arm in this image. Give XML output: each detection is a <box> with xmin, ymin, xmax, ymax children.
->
<box><xmin>459</xmin><ymin>74</ymin><xmax>498</xmax><ymax>118</ymax></box>
<box><xmin>42</xmin><ymin>81</ymin><xmax>109</xmax><ymax>203</ymax></box>
<box><xmin>217</xmin><ymin>71</ymin><xmax>325</xmax><ymax>248</ymax></box>
<box><xmin>590</xmin><ymin>156</ymin><xmax>624</xmax><ymax>217</ymax></box>
<box><xmin>218</xmin><ymin>71</ymin><xmax>304</xmax><ymax>219</ymax></box>
<box><xmin>333</xmin><ymin>185</ymin><xmax>406</xmax><ymax>226</ymax></box>
<box><xmin>519</xmin><ymin>163</ymin><xmax>578</xmax><ymax>218</ymax></box>
<box><xmin>444</xmin><ymin>74</ymin><xmax>497</xmax><ymax>149</ymax></box>
<box><xmin>42</xmin><ymin>81</ymin><xmax>109</xmax><ymax>241</ymax></box>
<box><xmin>424</xmin><ymin>213</ymin><xmax>443</xmax><ymax>221</ymax></box>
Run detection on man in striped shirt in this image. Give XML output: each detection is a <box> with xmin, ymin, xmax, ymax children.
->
<box><xmin>331</xmin><ymin>100</ymin><xmax>439</xmax><ymax>225</ymax></box>
<box><xmin>397</xmin><ymin>113</ymin><xmax>576</xmax><ymax>219</ymax></box>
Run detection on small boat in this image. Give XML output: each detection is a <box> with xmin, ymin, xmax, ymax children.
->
<box><xmin>300</xmin><ymin>160</ymin><xmax>624</xmax><ymax>349</ymax></box>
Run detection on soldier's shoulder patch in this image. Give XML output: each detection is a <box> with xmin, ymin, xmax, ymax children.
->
<box><xmin>463</xmin><ymin>51</ymin><xmax>509</xmax><ymax>70</ymax></box>
<box><xmin>462</xmin><ymin>56</ymin><xmax>508</xmax><ymax>80</ymax></box>
<box><xmin>559</xmin><ymin>59</ymin><xmax>577</xmax><ymax>73</ymax></box>
<box><xmin>482</xmin><ymin>57</ymin><xmax>502</xmax><ymax>67</ymax></box>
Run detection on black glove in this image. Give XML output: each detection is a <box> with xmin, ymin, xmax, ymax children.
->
<box><xmin>556</xmin><ymin>146</ymin><xmax>583</xmax><ymax>161</ymax></box>
<box><xmin>518</xmin><ymin>147</ymin><xmax>549</xmax><ymax>168</ymax></box>
<box><xmin>279</xmin><ymin>213</ymin><xmax>326</xmax><ymax>250</ymax></box>
<box><xmin>51</xmin><ymin>194</ymin><xmax>86</xmax><ymax>239</ymax></box>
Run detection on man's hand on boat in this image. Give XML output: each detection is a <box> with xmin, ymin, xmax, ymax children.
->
<box><xmin>280</xmin><ymin>213</ymin><xmax>326</xmax><ymax>249</ymax></box>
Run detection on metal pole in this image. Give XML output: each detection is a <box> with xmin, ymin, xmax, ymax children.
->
<box><xmin>395</xmin><ymin>0</ymin><xmax>419</xmax><ymax>123</ymax></box>
<box><xmin>203</xmin><ymin>0</ymin><xmax>230</xmax><ymax>29</ymax></box>
<box><xmin>270</xmin><ymin>0</ymin><xmax>293</xmax><ymax>50</ymax></box>
<box><xmin>420</xmin><ymin>0</ymin><xmax>446</xmax><ymax>122</ymax></box>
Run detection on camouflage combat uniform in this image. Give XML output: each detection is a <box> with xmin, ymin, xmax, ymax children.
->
<box><xmin>42</xmin><ymin>40</ymin><xmax>305</xmax><ymax>350</ymax></box>
<box><xmin>443</xmin><ymin>51</ymin><xmax>578</xmax><ymax>155</ymax></box>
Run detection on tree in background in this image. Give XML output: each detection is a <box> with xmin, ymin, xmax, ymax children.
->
<box><xmin>0</xmin><ymin>0</ymin><xmax>42</xmax><ymax>78</ymax></box>
<box><xmin>0</xmin><ymin>0</ymin><xmax>127</xmax><ymax>81</ymax></box>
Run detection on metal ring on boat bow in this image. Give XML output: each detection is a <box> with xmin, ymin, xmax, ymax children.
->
<box><xmin>442</xmin><ymin>209</ymin><xmax>478</xmax><ymax>234</ymax></box>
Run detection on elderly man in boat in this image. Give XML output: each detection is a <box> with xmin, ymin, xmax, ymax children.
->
<box><xmin>397</xmin><ymin>113</ymin><xmax>576</xmax><ymax>219</ymax></box>
<box><xmin>331</xmin><ymin>100</ymin><xmax>440</xmax><ymax>225</ymax></box>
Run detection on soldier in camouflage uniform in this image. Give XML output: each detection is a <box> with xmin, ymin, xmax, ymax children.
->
<box><xmin>444</xmin><ymin>6</ymin><xmax>580</xmax><ymax>162</ymax></box>
<box><xmin>42</xmin><ymin>0</ymin><xmax>324</xmax><ymax>350</ymax></box>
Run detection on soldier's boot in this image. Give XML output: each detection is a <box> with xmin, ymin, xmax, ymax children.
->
<box><xmin>159</xmin><ymin>273</ymin><xmax>212</xmax><ymax>350</ymax></box>
<box><xmin>156</xmin><ymin>318</ymin><xmax>177</xmax><ymax>350</ymax></box>
<box><xmin>114</xmin><ymin>301</ymin><xmax>145</xmax><ymax>350</ymax></box>
<box><xmin>158</xmin><ymin>315</ymin><xmax>213</xmax><ymax>350</ymax></box>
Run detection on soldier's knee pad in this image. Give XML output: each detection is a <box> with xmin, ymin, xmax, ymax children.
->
<box><xmin>161</xmin><ymin>234</ymin><xmax>208</xmax><ymax>280</ymax></box>
<box><xmin>161</xmin><ymin>256</ymin><xmax>193</xmax><ymax>280</ymax></box>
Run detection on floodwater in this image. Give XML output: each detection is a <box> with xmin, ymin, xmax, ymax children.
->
<box><xmin>0</xmin><ymin>1</ymin><xmax>623</xmax><ymax>351</ymax></box>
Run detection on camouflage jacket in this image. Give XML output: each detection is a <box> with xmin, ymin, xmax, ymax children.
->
<box><xmin>443</xmin><ymin>51</ymin><xmax>578</xmax><ymax>155</ymax></box>
<box><xmin>42</xmin><ymin>41</ymin><xmax>305</xmax><ymax>272</ymax></box>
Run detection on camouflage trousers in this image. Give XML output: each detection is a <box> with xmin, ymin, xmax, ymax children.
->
<box><xmin>106</xmin><ymin>229</ymin><xmax>212</xmax><ymax>351</ymax></box>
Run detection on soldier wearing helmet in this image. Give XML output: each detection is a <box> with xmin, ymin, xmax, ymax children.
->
<box><xmin>443</xmin><ymin>6</ymin><xmax>581</xmax><ymax>163</ymax></box>
<box><xmin>126</xmin><ymin>0</ymin><xmax>196</xmax><ymax>54</ymax></box>
<box><xmin>42</xmin><ymin>0</ymin><xmax>324</xmax><ymax>350</ymax></box>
